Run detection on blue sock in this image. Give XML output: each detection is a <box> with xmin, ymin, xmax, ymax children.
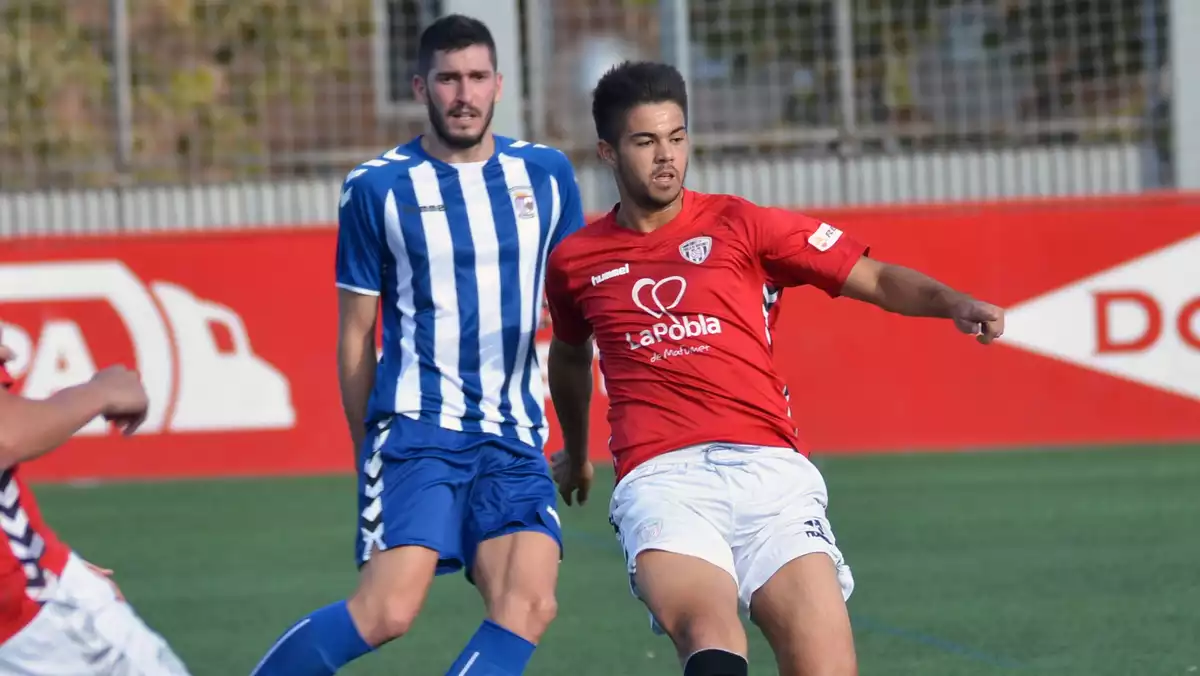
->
<box><xmin>250</xmin><ymin>601</ymin><xmax>373</xmax><ymax>676</ymax></box>
<box><xmin>445</xmin><ymin>619</ymin><xmax>537</xmax><ymax>675</ymax></box>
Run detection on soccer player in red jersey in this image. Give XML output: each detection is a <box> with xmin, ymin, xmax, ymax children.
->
<box><xmin>0</xmin><ymin>333</ymin><xmax>190</xmax><ymax>674</ymax></box>
<box><xmin>544</xmin><ymin>61</ymin><xmax>1005</xmax><ymax>676</ymax></box>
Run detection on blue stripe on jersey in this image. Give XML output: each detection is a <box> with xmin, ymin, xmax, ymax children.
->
<box><xmin>518</xmin><ymin>172</ymin><xmax>558</xmax><ymax>446</ymax></box>
<box><xmin>374</xmin><ymin>190</ymin><xmax>403</xmax><ymax>421</ymax></box>
<box><xmin>434</xmin><ymin>163</ymin><xmax>485</xmax><ymax>434</ymax></box>
<box><xmin>392</xmin><ymin>169</ymin><xmax>443</xmax><ymax>423</ymax></box>
<box><xmin>484</xmin><ymin>159</ymin><xmax>525</xmax><ymax>437</ymax></box>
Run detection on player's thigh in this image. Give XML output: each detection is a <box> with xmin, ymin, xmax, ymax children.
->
<box><xmin>749</xmin><ymin>554</ymin><xmax>857</xmax><ymax>676</ymax></box>
<box><xmin>467</xmin><ymin>448</ymin><xmax>561</xmax><ymax>580</ymax></box>
<box><xmin>610</xmin><ymin>462</ymin><xmax>744</xmax><ymax>656</ymax></box>
<box><xmin>355</xmin><ymin>417</ymin><xmax>475</xmax><ymax>573</ymax></box>
<box><xmin>728</xmin><ymin>450</ymin><xmax>856</xmax><ymax>675</ymax></box>
<box><xmin>466</xmin><ymin>444</ymin><xmax>563</xmax><ymax>640</ymax></box>
<box><xmin>465</xmin><ymin>442</ymin><xmax>563</xmax><ymax>576</ymax></box>
<box><xmin>634</xmin><ymin>550</ymin><xmax>747</xmax><ymax>660</ymax></box>
<box><xmin>728</xmin><ymin>450</ymin><xmax>854</xmax><ymax>608</ymax></box>
<box><xmin>0</xmin><ymin>556</ymin><xmax>191</xmax><ymax>676</ymax></box>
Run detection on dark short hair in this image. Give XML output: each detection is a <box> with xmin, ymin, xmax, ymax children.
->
<box><xmin>416</xmin><ymin>14</ymin><xmax>497</xmax><ymax>76</ymax></box>
<box><xmin>591</xmin><ymin>61</ymin><xmax>688</xmax><ymax>144</ymax></box>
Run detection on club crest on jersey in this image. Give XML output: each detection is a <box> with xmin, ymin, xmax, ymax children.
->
<box><xmin>508</xmin><ymin>186</ymin><xmax>537</xmax><ymax>220</ymax></box>
<box><xmin>678</xmin><ymin>236</ymin><xmax>712</xmax><ymax>264</ymax></box>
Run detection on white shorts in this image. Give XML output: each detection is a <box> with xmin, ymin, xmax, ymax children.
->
<box><xmin>609</xmin><ymin>443</ymin><xmax>855</xmax><ymax>633</ymax></box>
<box><xmin>0</xmin><ymin>554</ymin><xmax>191</xmax><ymax>675</ymax></box>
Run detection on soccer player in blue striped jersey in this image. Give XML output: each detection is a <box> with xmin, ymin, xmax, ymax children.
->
<box><xmin>250</xmin><ymin>15</ymin><xmax>584</xmax><ymax>676</ymax></box>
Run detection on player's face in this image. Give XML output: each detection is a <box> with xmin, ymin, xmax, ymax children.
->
<box><xmin>602</xmin><ymin>102</ymin><xmax>689</xmax><ymax>210</ymax></box>
<box><xmin>413</xmin><ymin>45</ymin><xmax>501</xmax><ymax>150</ymax></box>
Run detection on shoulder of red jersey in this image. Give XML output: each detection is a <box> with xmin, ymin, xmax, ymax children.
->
<box><xmin>548</xmin><ymin>210</ymin><xmax>615</xmax><ymax>265</ymax></box>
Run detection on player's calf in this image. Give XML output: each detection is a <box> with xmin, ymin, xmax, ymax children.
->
<box><xmin>749</xmin><ymin>553</ymin><xmax>857</xmax><ymax>676</ymax></box>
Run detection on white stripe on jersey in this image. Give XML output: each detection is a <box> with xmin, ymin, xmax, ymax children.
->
<box><xmin>383</xmin><ymin>189</ymin><xmax>423</xmax><ymax>419</ymax></box>
<box><xmin>530</xmin><ymin>174</ymin><xmax>564</xmax><ymax>439</ymax></box>
<box><xmin>762</xmin><ymin>284</ymin><xmax>779</xmax><ymax>346</ymax></box>
<box><xmin>497</xmin><ymin>153</ymin><xmax>542</xmax><ymax>446</ymax></box>
<box><xmin>455</xmin><ymin>163</ymin><xmax>505</xmax><ymax>436</ymax></box>
<box><xmin>409</xmin><ymin>161</ymin><xmax>467</xmax><ymax>431</ymax></box>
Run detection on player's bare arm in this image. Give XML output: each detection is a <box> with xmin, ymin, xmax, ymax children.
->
<box><xmin>0</xmin><ymin>364</ymin><xmax>148</xmax><ymax>469</ymax></box>
<box><xmin>548</xmin><ymin>335</ymin><xmax>594</xmax><ymax>506</ymax></box>
<box><xmin>337</xmin><ymin>288</ymin><xmax>378</xmax><ymax>456</ymax></box>
<box><xmin>841</xmin><ymin>256</ymin><xmax>1006</xmax><ymax>344</ymax></box>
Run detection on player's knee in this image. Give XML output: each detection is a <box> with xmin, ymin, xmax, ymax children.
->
<box><xmin>658</xmin><ymin>611</ymin><xmax>744</xmax><ymax>659</ymax></box>
<box><xmin>347</xmin><ymin>587</ymin><xmax>423</xmax><ymax>644</ymax></box>
<box><xmin>489</xmin><ymin>589</ymin><xmax>558</xmax><ymax>642</ymax></box>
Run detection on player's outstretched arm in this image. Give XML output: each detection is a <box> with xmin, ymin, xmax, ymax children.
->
<box><xmin>337</xmin><ymin>289</ymin><xmax>378</xmax><ymax>457</ymax></box>
<box><xmin>840</xmin><ymin>256</ymin><xmax>1006</xmax><ymax>344</ymax></box>
<box><xmin>0</xmin><ymin>364</ymin><xmax>148</xmax><ymax>469</ymax></box>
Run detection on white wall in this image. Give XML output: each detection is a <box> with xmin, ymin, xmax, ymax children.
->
<box><xmin>0</xmin><ymin>145</ymin><xmax>1142</xmax><ymax>237</ymax></box>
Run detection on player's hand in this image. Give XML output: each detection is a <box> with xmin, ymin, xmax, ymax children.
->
<box><xmin>951</xmin><ymin>298</ymin><xmax>1005</xmax><ymax>345</ymax></box>
<box><xmin>550</xmin><ymin>449</ymin><xmax>593</xmax><ymax>507</ymax></box>
<box><xmin>0</xmin><ymin>343</ymin><xmax>13</xmax><ymax>365</ymax></box>
<box><xmin>90</xmin><ymin>365</ymin><xmax>150</xmax><ymax>436</ymax></box>
<box><xmin>84</xmin><ymin>561</ymin><xmax>125</xmax><ymax>602</ymax></box>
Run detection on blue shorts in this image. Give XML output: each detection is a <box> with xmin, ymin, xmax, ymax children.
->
<box><xmin>354</xmin><ymin>415</ymin><xmax>563</xmax><ymax>580</ymax></box>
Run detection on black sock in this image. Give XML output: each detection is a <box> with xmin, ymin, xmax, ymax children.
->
<box><xmin>683</xmin><ymin>648</ymin><xmax>749</xmax><ymax>676</ymax></box>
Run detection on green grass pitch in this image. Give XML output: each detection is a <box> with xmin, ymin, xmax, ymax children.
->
<box><xmin>37</xmin><ymin>444</ymin><xmax>1200</xmax><ymax>675</ymax></box>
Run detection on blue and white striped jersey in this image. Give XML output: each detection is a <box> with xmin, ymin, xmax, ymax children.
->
<box><xmin>335</xmin><ymin>135</ymin><xmax>586</xmax><ymax>449</ymax></box>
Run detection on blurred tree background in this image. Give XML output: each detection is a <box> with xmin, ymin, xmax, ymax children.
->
<box><xmin>0</xmin><ymin>0</ymin><xmax>372</xmax><ymax>190</ymax></box>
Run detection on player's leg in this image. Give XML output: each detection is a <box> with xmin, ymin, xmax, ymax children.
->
<box><xmin>610</xmin><ymin>451</ymin><xmax>749</xmax><ymax>675</ymax></box>
<box><xmin>0</xmin><ymin>554</ymin><xmax>192</xmax><ymax>675</ymax></box>
<box><xmin>250</xmin><ymin>418</ymin><xmax>471</xmax><ymax>676</ymax></box>
<box><xmin>635</xmin><ymin>551</ymin><xmax>748</xmax><ymax>675</ymax></box>
<box><xmin>749</xmin><ymin>553</ymin><xmax>856</xmax><ymax>676</ymax></box>
<box><xmin>728</xmin><ymin>447</ymin><xmax>857</xmax><ymax>676</ymax></box>
<box><xmin>446</xmin><ymin>440</ymin><xmax>563</xmax><ymax>675</ymax></box>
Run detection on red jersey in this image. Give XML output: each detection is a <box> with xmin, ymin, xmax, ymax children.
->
<box><xmin>545</xmin><ymin>190</ymin><xmax>869</xmax><ymax>482</ymax></box>
<box><xmin>0</xmin><ymin>364</ymin><xmax>71</xmax><ymax>642</ymax></box>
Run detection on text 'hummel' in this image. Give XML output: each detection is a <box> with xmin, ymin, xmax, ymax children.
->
<box><xmin>592</xmin><ymin>264</ymin><xmax>630</xmax><ymax>286</ymax></box>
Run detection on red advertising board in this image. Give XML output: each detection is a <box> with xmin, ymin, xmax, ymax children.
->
<box><xmin>1</xmin><ymin>194</ymin><xmax>1198</xmax><ymax>482</ymax></box>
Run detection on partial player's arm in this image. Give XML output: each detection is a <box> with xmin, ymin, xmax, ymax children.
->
<box><xmin>335</xmin><ymin>173</ymin><xmax>384</xmax><ymax>456</ymax></box>
<box><xmin>840</xmin><ymin>257</ymin><xmax>1005</xmax><ymax>344</ymax></box>
<box><xmin>0</xmin><ymin>344</ymin><xmax>148</xmax><ymax>468</ymax></box>
<box><xmin>0</xmin><ymin>384</ymin><xmax>107</xmax><ymax>468</ymax></box>
<box><xmin>544</xmin><ymin>253</ymin><xmax>595</xmax><ymax>505</ymax></box>
<box><xmin>338</xmin><ymin>291</ymin><xmax>378</xmax><ymax>456</ymax></box>
<box><xmin>753</xmin><ymin>206</ymin><xmax>1004</xmax><ymax>344</ymax></box>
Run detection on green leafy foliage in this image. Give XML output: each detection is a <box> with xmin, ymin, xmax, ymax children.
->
<box><xmin>0</xmin><ymin>0</ymin><xmax>372</xmax><ymax>190</ymax></box>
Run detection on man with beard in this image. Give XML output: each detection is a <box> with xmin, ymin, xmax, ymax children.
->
<box><xmin>544</xmin><ymin>61</ymin><xmax>1005</xmax><ymax>676</ymax></box>
<box><xmin>251</xmin><ymin>15</ymin><xmax>584</xmax><ymax>676</ymax></box>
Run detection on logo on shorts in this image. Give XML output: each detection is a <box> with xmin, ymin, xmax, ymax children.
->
<box><xmin>679</xmin><ymin>236</ymin><xmax>712</xmax><ymax>264</ymax></box>
<box><xmin>627</xmin><ymin>276</ymin><xmax>722</xmax><ymax>353</ymax></box>
<box><xmin>804</xmin><ymin>518</ymin><xmax>833</xmax><ymax>545</ymax></box>
<box><xmin>635</xmin><ymin>518</ymin><xmax>663</xmax><ymax>545</ymax></box>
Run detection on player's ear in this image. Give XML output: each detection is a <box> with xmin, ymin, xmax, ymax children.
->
<box><xmin>411</xmin><ymin>74</ymin><xmax>428</xmax><ymax>104</ymax></box>
<box><xmin>596</xmin><ymin>140</ymin><xmax>617</xmax><ymax>169</ymax></box>
<box><xmin>493</xmin><ymin>71</ymin><xmax>503</xmax><ymax>103</ymax></box>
